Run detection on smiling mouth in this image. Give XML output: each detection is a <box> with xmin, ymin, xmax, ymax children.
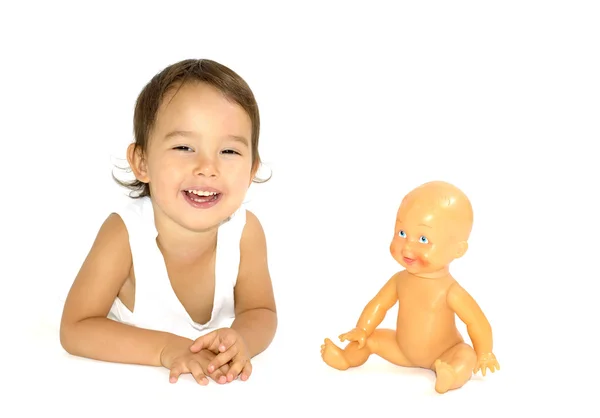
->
<box><xmin>403</xmin><ymin>257</ymin><xmax>417</xmax><ymax>265</ymax></box>
<box><xmin>183</xmin><ymin>189</ymin><xmax>221</xmax><ymax>203</ymax></box>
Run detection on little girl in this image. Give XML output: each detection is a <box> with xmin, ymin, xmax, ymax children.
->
<box><xmin>60</xmin><ymin>59</ymin><xmax>277</xmax><ymax>386</ymax></box>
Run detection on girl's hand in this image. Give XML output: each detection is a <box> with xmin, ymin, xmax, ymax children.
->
<box><xmin>161</xmin><ymin>339</ymin><xmax>230</xmax><ymax>385</ymax></box>
<box><xmin>189</xmin><ymin>328</ymin><xmax>252</xmax><ymax>382</ymax></box>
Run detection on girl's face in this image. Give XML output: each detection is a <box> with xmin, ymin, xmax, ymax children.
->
<box><xmin>130</xmin><ymin>81</ymin><xmax>255</xmax><ymax>233</ymax></box>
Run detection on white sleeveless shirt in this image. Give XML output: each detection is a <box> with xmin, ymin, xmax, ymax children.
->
<box><xmin>107</xmin><ymin>196</ymin><xmax>246</xmax><ymax>341</ymax></box>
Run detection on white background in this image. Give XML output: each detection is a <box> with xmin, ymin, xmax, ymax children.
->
<box><xmin>1</xmin><ymin>1</ymin><xmax>598</xmax><ymax>416</ymax></box>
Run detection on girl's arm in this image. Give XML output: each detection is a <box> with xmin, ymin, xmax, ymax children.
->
<box><xmin>59</xmin><ymin>213</ymin><xmax>189</xmax><ymax>367</ymax></box>
<box><xmin>230</xmin><ymin>210</ymin><xmax>278</xmax><ymax>358</ymax></box>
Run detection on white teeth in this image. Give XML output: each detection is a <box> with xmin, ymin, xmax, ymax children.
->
<box><xmin>187</xmin><ymin>190</ymin><xmax>217</xmax><ymax>196</ymax></box>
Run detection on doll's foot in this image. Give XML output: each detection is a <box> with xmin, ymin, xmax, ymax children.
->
<box><xmin>321</xmin><ymin>338</ymin><xmax>350</xmax><ymax>370</ymax></box>
<box><xmin>434</xmin><ymin>360</ymin><xmax>457</xmax><ymax>394</ymax></box>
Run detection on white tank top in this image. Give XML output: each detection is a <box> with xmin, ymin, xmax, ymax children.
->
<box><xmin>107</xmin><ymin>196</ymin><xmax>246</xmax><ymax>340</ymax></box>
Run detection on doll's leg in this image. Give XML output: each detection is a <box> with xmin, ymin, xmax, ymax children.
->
<box><xmin>321</xmin><ymin>329</ymin><xmax>411</xmax><ymax>370</ymax></box>
<box><xmin>431</xmin><ymin>342</ymin><xmax>477</xmax><ymax>394</ymax></box>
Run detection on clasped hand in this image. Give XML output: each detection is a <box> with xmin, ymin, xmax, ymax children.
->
<box><xmin>162</xmin><ymin>328</ymin><xmax>252</xmax><ymax>385</ymax></box>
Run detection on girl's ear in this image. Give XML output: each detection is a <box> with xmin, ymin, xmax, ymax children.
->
<box><xmin>249</xmin><ymin>159</ymin><xmax>259</xmax><ymax>186</ymax></box>
<box><xmin>127</xmin><ymin>143</ymin><xmax>150</xmax><ymax>183</ymax></box>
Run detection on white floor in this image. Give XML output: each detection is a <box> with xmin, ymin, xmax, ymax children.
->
<box><xmin>4</xmin><ymin>290</ymin><xmax>588</xmax><ymax>418</ymax></box>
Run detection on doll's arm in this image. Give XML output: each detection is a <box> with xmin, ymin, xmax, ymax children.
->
<box><xmin>355</xmin><ymin>274</ymin><xmax>399</xmax><ymax>336</ymax></box>
<box><xmin>447</xmin><ymin>282</ymin><xmax>493</xmax><ymax>357</ymax></box>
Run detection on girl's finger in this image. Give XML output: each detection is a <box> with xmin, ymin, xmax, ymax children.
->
<box><xmin>240</xmin><ymin>360</ymin><xmax>253</xmax><ymax>381</ymax></box>
<box><xmin>225</xmin><ymin>357</ymin><xmax>246</xmax><ymax>382</ymax></box>
<box><xmin>169</xmin><ymin>364</ymin><xmax>185</xmax><ymax>383</ymax></box>
<box><xmin>207</xmin><ymin>345</ymin><xmax>238</xmax><ymax>373</ymax></box>
<box><xmin>188</xmin><ymin>360</ymin><xmax>208</xmax><ymax>386</ymax></box>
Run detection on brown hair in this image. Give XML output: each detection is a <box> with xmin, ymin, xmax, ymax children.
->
<box><xmin>114</xmin><ymin>58</ymin><xmax>268</xmax><ymax>198</ymax></box>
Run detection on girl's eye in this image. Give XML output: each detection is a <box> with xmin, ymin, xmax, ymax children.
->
<box><xmin>221</xmin><ymin>149</ymin><xmax>240</xmax><ymax>155</ymax></box>
<box><xmin>173</xmin><ymin>146</ymin><xmax>193</xmax><ymax>152</ymax></box>
<box><xmin>419</xmin><ymin>235</ymin><xmax>429</xmax><ymax>244</ymax></box>
<box><xmin>398</xmin><ymin>230</ymin><xmax>406</xmax><ymax>238</ymax></box>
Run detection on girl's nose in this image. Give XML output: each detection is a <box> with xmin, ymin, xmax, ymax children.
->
<box><xmin>194</xmin><ymin>155</ymin><xmax>219</xmax><ymax>177</ymax></box>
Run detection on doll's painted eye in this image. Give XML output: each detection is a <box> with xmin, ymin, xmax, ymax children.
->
<box><xmin>419</xmin><ymin>235</ymin><xmax>429</xmax><ymax>244</ymax></box>
<box><xmin>398</xmin><ymin>230</ymin><xmax>406</xmax><ymax>238</ymax></box>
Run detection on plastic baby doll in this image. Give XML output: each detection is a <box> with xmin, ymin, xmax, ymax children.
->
<box><xmin>320</xmin><ymin>181</ymin><xmax>499</xmax><ymax>394</ymax></box>
<box><xmin>60</xmin><ymin>59</ymin><xmax>277</xmax><ymax>386</ymax></box>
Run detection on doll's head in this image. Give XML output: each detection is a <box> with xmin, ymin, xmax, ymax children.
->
<box><xmin>390</xmin><ymin>181</ymin><xmax>473</xmax><ymax>276</ymax></box>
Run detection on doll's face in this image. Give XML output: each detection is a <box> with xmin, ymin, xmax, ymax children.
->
<box><xmin>390</xmin><ymin>200</ymin><xmax>467</xmax><ymax>275</ymax></box>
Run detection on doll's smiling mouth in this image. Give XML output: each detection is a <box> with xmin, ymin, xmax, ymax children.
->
<box><xmin>403</xmin><ymin>257</ymin><xmax>417</xmax><ymax>265</ymax></box>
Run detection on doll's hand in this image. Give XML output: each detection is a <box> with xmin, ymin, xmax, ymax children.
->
<box><xmin>473</xmin><ymin>352</ymin><xmax>500</xmax><ymax>376</ymax></box>
<box><xmin>189</xmin><ymin>328</ymin><xmax>252</xmax><ymax>382</ymax></box>
<box><xmin>339</xmin><ymin>328</ymin><xmax>368</xmax><ymax>349</ymax></box>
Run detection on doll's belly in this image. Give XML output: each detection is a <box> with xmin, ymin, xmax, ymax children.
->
<box><xmin>395</xmin><ymin>312</ymin><xmax>463</xmax><ymax>367</ymax></box>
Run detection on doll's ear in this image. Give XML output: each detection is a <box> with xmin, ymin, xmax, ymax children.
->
<box><xmin>455</xmin><ymin>241</ymin><xmax>468</xmax><ymax>259</ymax></box>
